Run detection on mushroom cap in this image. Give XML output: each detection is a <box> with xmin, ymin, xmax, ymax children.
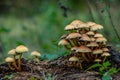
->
<box><xmin>71</xmin><ymin>46</ymin><xmax>78</xmax><ymax>51</ymax></box>
<box><xmin>71</xmin><ymin>20</ymin><xmax>83</xmax><ymax>28</ymax></box>
<box><xmin>66</xmin><ymin>32</ymin><xmax>81</xmax><ymax>39</ymax></box>
<box><xmin>58</xmin><ymin>39</ymin><xmax>70</xmax><ymax>46</ymax></box>
<box><xmin>60</xmin><ymin>34</ymin><xmax>68</xmax><ymax>39</ymax></box>
<box><xmin>93</xmin><ymin>49</ymin><xmax>103</xmax><ymax>54</ymax></box>
<box><xmin>101</xmin><ymin>52</ymin><xmax>110</xmax><ymax>56</ymax></box>
<box><xmin>16</xmin><ymin>45</ymin><xmax>28</xmax><ymax>53</ymax></box>
<box><xmin>64</xmin><ymin>24</ymin><xmax>77</xmax><ymax>30</ymax></box>
<box><xmin>78</xmin><ymin>23</ymin><xmax>89</xmax><ymax>28</ymax></box>
<box><xmin>31</xmin><ymin>51</ymin><xmax>41</xmax><ymax>56</ymax></box>
<box><xmin>86</xmin><ymin>21</ymin><xmax>96</xmax><ymax>26</ymax></box>
<box><xmin>97</xmin><ymin>24</ymin><xmax>103</xmax><ymax>29</ymax></box>
<box><xmin>69</xmin><ymin>56</ymin><xmax>79</xmax><ymax>62</ymax></box>
<box><xmin>90</xmin><ymin>38</ymin><xmax>96</xmax><ymax>42</ymax></box>
<box><xmin>8</xmin><ymin>49</ymin><xmax>16</xmax><ymax>55</ymax></box>
<box><xmin>102</xmin><ymin>48</ymin><xmax>109</xmax><ymax>52</ymax></box>
<box><xmin>96</xmin><ymin>37</ymin><xmax>107</xmax><ymax>42</ymax></box>
<box><xmin>86</xmin><ymin>42</ymin><xmax>99</xmax><ymax>47</ymax></box>
<box><xmin>76</xmin><ymin>45</ymin><xmax>91</xmax><ymax>53</ymax></box>
<box><xmin>94</xmin><ymin>59</ymin><xmax>102</xmax><ymax>62</ymax></box>
<box><xmin>5</xmin><ymin>57</ymin><xmax>14</xmax><ymax>63</ymax></box>
<box><xmin>86</xmin><ymin>31</ymin><xmax>94</xmax><ymax>36</ymax></box>
<box><xmin>94</xmin><ymin>33</ymin><xmax>103</xmax><ymax>38</ymax></box>
<box><xmin>80</xmin><ymin>34</ymin><xmax>91</xmax><ymax>41</ymax></box>
<box><xmin>90</xmin><ymin>25</ymin><xmax>99</xmax><ymax>31</ymax></box>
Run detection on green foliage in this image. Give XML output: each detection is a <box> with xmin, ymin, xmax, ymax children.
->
<box><xmin>3</xmin><ymin>74</ymin><xmax>14</xmax><ymax>80</ymax></box>
<box><xmin>30</xmin><ymin>76</ymin><xmax>37</xmax><ymax>80</ymax></box>
<box><xmin>87</xmin><ymin>61</ymin><xmax>120</xmax><ymax>80</ymax></box>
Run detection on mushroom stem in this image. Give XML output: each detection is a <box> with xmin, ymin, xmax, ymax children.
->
<box><xmin>8</xmin><ymin>63</ymin><xmax>15</xmax><ymax>71</ymax></box>
<box><xmin>13</xmin><ymin>55</ymin><xmax>19</xmax><ymax>70</ymax></box>
<box><xmin>103</xmin><ymin>56</ymin><xmax>106</xmax><ymax>62</ymax></box>
<box><xmin>79</xmin><ymin>61</ymin><xmax>83</xmax><ymax>69</ymax></box>
<box><xmin>17</xmin><ymin>53</ymin><xmax>22</xmax><ymax>71</ymax></box>
<box><xmin>81</xmin><ymin>53</ymin><xmax>89</xmax><ymax>62</ymax></box>
<box><xmin>95</xmin><ymin>54</ymin><xmax>98</xmax><ymax>59</ymax></box>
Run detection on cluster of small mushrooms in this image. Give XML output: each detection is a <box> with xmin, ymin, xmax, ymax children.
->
<box><xmin>5</xmin><ymin>45</ymin><xmax>41</xmax><ymax>71</ymax></box>
<box><xmin>58</xmin><ymin>20</ymin><xmax>110</xmax><ymax>69</ymax></box>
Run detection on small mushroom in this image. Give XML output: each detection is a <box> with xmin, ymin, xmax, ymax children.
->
<box><xmin>94</xmin><ymin>59</ymin><xmax>102</xmax><ymax>63</ymax></box>
<box><xmin>58</xmin><ymin>39</ymin><xmax>71</xmax><ymax>49</ymax></box>
<box><xmin>66</xmin><ymin>32</ymin><xmax>81</xmax><ymax>46</ymax></box>
<box><xmin>101</xmin><ymin>52</ymin><xmax>110</xmax><ymax>62</ymax></box>
<box><xmin>76</xmin><ymin>45</ymin><xmax>91</xmax><ymax>61</ymax></box>
<box><xmin>31</xmin><ymin>51</ymin><xmax>41</xmax><ymax>62</ymax></box>
<box><xmin>78</xmin><ymin>23</ymin><xmax>89</xmax><ymax>34</ymax></box>
<box><xmin>94</xmin><ymin>33</ymin><xmax>103</xmax><ymax>38</ymax></box>
<box><xmin>86</xmin><ymin>31</ymin><xmax>95</xmax><ymax>37</ymax></box>
<box><xmin>8</xmin><ymin>49</ymin><xmax>18</xmax><ymax>70</ymax></box>
<box><xmin>16</xmin><ymin>45</ymin><xmax>28</xmax><ymax>71</ymax></box>
<box><xmin>71</xmin><ymin>20</ymin><xmax>83</xmax><ymax>28</ymax></box>
<box><xmin>93</xmin><ymin>49</ymin><xmax>103</xmax><ymax>59</ymax></box>
<box><xmin>80</xmin><ymin>34</ymin><xmax>91</xmax><ymax>45</ymax></box>
<box><xmin>64</xmin><ymin>24</ymin><xmax>77</xmax><ymax>32</ymax></box>
<box><xmin>5</xmin><ymin>57</ymin><xmax>15</xmax><ymax>70</ymax></box>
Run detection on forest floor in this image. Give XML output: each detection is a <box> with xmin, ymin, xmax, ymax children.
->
<box><xmin>0</xmin><ymin>46</ymin><xmax>120</xmax><ymax>80</ymax></box>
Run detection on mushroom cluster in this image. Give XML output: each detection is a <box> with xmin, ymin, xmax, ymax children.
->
<box><xmin>5</xmin><ymin>45</ymin><xmax>28</xmax><ymax>71</ymax></box>
<box><xmin>58</xmin><ymin>20</ymin><xmax>110</xmax><ymax>69</ymax></box>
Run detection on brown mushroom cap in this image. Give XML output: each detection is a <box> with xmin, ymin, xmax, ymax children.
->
<box><xmin>8</xmin><ymin>49</ymin><xmax>16</xmax><ymax>55</ymax></box>
<box><xmin>86</xmin><ymin>31</ymin><xmax>94</xmax><ymax>36</ymax></box>
<box><xmin>31</xmin><ymin>51</ymin><xmax>41</xmax><ymax>57</ymax></box>
<box><xmin>101</xmin><ymin>52</ymin><xmax>110</xmax><ymax>56</ymax></box>
<box><xmin>86</xmin><ymin>42</ymin><xmax>99</xmax><ymax>47</ymax></box>
<box><xmin>90</xmin><ymin>38</ymin><xmax>96</xmax><ymax>42</ymax></box>
<box><xmin>93</xmin><ymin>49</ymin><xmax>103</xmax><ymax>54</ymax></box>
<box><xmin>58</xmin><ymin>39</ymin><xmax>70</xmax><ymax>46</ymax></box>
<box><xmin>86</xmin><ymin>21</ymin><xmax>96</xmax><ymax>26</ymax></box>
<box><xmin>69</xmin><ymin>56</ymin><xmax>79</xmax><ymax>62</ymax></box>
<box><xmin>78</xmin><ymin>23</ymin><xmax>89</xmax><ymax>29</ymax></box>
<box><xmin>66</xmin><ymin>32</ymin><xmax>81</xmax><ymax>39</ymax></box>
<box><xmin>76</xmin><ymin>45</ymin><xmax>91</xmax><ymax>53</ymax></box>
<box><xmin>94</xmin><ymin>33</ymin><xmax>103</xmax><ymax>38</ymax></box>
<box><xmin>16</xmin><ymin>45</ymin><xmax>28</xmax><ymax>53</ymax></box>
<box><xmin>64</xmin><ymin>24</ymin><xmax>77</xmax><ymax>30</ymax></box>
<box><xmin>94</xmin><ymin>59</ymin><xmax>102</xmax><ymax>62</ymax></box>
<box><xmin>71</xmin><ymin>46</ymin><xmax>78</xmax><ymax>51</ymax></box>
<box><xmin>60</xmin><ymin>34</ymin><xmax>68</xmax><ymax>39</ymax></box>
<box><xmin>96</xmin><ymin>37</ymin><xmax>107</xmax><ymax>42</ymax></box>
<box><xmin>71</xmin><ymin>20</ymin><xmax>83</xmax><ymax>27</ymax></box>
<box><xmin>97</xmin><ymin>24</ymin><xmax>103</xmax><ymax>29</ymax></box>
<box><xmin>80</xmin><ymin>34</ymin><xmax>91</xmax><ymax>41</ymax></box>
<box><xmin>102</xmin><ymin>48</ymin><xmax>109</xmax><ymax>52</ymax></box>
<box><xmin>90</xmin><ymin>24</ymin><xmax>99</xmax><ymax>31</ymax></box>
<box><xmin>5</xmin><ymin>57</ymin><xmax>14</xmax><ymax>63</ymax></box>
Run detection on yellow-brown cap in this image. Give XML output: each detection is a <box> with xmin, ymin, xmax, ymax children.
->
<box><xmin>69</xmin><ymin>56</ymin><xmax>79</xmax><ymax>62</ymax></box>
<box><xmin>64</xmin><ymin>24</ymin><xmax>77</xmax><ymax>30</ymax></box>
<box><xmin>90</xmin><ymin>25</ymin><xmax>99</xmax><ymax>31</ymax></box>
<box><xmin>93</xmin><ymin>49</ymin><xmax>103</xmax><ymax>54</ymax></box>
<box><xmin>78</xmin><ymin>23</ymin><xmax>89</xmax><ymax>28</ymax></box>
<box><xmin>90</xmin><ymin>38</ymin><xmax>96</xmax><ymax>42</ymax></box>
<box><xmin>16</xmin><ymin>45</ymin><xmax>28</xmax><ymax>53</ymax></box>
<box><xmin>101</xmin><ymin>52</ymin><xmax>110</xmax><ymax>56</ymax></box>
<box><xmin>70</xmin><ymin>20</ymin><xmax>83</xmax><ymax>27</ymax></box>
<box><xmin>86</xmin><ymin>31</ymin><xmax>94</xmax><ymax>36</ymax></box>
<box><xmin>58</xmin><ymin>39</ymin><xmax>70</xmax><ymax>46</ymax></box>
<box><xmin>86</xmin><ymin>21</ymin><xmax>96</xmax><ymax>26</ymax></box>
<box><xmin>76</xmin><ymin>45</ymin><xmax>91</xmax><ymax>53</ymax></box>
<box><xmin>5</xmin><ymin>57</ymin><xmax>14</xmax><ymax>63</ymax></box>
<box><xmin>94</xmin><ymin>59</ymin><xmax>101</xmax><ymax>62</ymax></box>
<box><xmin>71</xmin><ymin>46</ymin><xmax>78</xmax><ymax>51</ymax></box>
<box><xmin>66</xmin><ymin>32</ymin><xmax>81</xmax><ymax>39</ymax></box>
<box><xmin>80</xmin><ymin>34</ymin><xmax>91</xmax><ymax>41</ymax></box>
<box><xmin>8</xmin><ymin>49</ymin><xmax>16</xmax><ymax>55</ymax></box>
<box><xmin>96</xmin><ymin>37</ymin><xmax>107</xmax><ymax>42</ymax></box>
<box><xmin>31</xmin><ymin>51</ymin><xmax>41</xmax><ymax>57</ymax></box>
<box><xmin>94</xmin><ymin>33</ymin><xmax>103</xmax><ymax>38</ymax></box>
<box><xmin>102</xmin><ymin>48</ymin><xmax>109</xmax><ymax>52</ymax></box>
<box><xmin>86</xmin><ymin>42</ymin><xmax>99</xmax><ymax>47</ymax></box>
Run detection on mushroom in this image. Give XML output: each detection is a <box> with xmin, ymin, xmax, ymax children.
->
<box><xmin>90</xmin><ymin>24</ymin><xmax>99</xmax><ymax>33</ymax></box>
<box><xmin>86</xmin><ymin>21</ymin><xmax>96</xmax><ymax>27</ymax></box>
<box><xmin>70</xmin><ymin>20</ymin><xmax>83</xmax><ymax>28</ymax></box>
<box><xmin>86</xmin><ymin>31</ymin><xmax>95</xmax><ymax>37</ymax></box>
<box><xmin>66</xmin><ymin>32</ymin><xmax>81</xmax><ymax>46</ymax></box>
<box><xmin>71</xmin><ymin>46</ymin><xmax>78</xmax><ymax>52</ymax></box>
<box><xmin>8</xmin><ymin>49</ymin><xmax>18</xmax><ymax>70</ymax></box>
<box><xmin>102</xmin><ymin>48</ymin><xmax>109</xmax><ymax>52</ymax></box>
<box><xmin>76</xmin><ymin>45</ymin><xmax>91</xmax><ymax>62</ymax></box>
<box><xmin>31</xmin><ymin>51</ymin><xmax>41</xmax><ymax>62</ymax></box>
<box><xmin>96</xmin><ymin>37</ymin><xmax>107</xmax><ymax>46</ymax></box>
<box><xmin>64</xmin><ymin>24</ymin><xmax>77</xmax><ymax>32</ymax></box>
<box><xmin>16</xmin><ymin>45</ymin><xmax>28</xmax><ymax>71</ymax></box>
<box><xmin>78</xmin><ymin>23</ymin><xmax>89</xmax><ymax>34</ymax></box>
<box><xmin>101</xmin><ymin>52</ymin><xmax>110</xmax><ymax>62</ymax></box>
<box><xmin>79</xmin><ymin>34</ymin><xmax>91</xmax><ymax>45</ymax></box>
<box><xmin>93</xmin><ymin>49</ymin><xmax>103</xmax><ymax>59</ymax></box>
<box><xmin>94</xmin><ymin>33</ymin><xmax>103</xmax><ymax>38</ymax></box>
<box><xmin>58</xmin><ymin>39</ymin><xmax>71</xmax><ymax>49</ymax></box>
<box><xmin>94</xmin><ymin>59</ymin><xmax>102</xmax><ymax>63</ymax></box>
<box><xmin>5</xmin><ymin>57</ymin><xmax>15</xmax><ymax>70</ymax></box>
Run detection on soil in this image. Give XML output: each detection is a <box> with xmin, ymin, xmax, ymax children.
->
<box><xmin>0</xmin><ymin>46</ymin><xmax>120</xmax><ymax>80</ymax></box>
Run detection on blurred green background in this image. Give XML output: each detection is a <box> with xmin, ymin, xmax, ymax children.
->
<box><xmin>0</xmin><ymin>0</ymin><xmax>120</xmax><ymax>62</ymax></box>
